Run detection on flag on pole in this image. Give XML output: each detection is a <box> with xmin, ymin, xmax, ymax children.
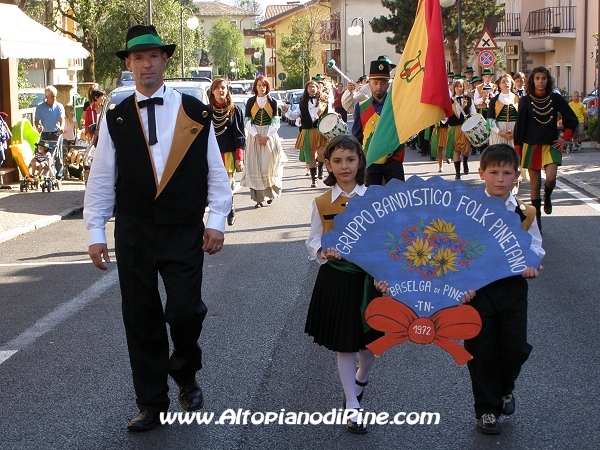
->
<box><xmin>366</xmin><ymin>0</ymin><xmax>453</xmax><ymax>166</ymax></box>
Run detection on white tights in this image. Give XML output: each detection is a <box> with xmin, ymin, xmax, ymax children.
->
<box><xmin>337</xmin><ymin>349</ymin><xmax>376</xmax><ymax>413</ymax></box>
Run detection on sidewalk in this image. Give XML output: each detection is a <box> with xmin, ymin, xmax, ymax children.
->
<box><xmin>0</xmin><ymin>143</ymin><xmax>598</xmax><ymax>244</ymax></box>
<box><xmin>0</xmin><ymin>179</ymin><xmax>85</xmax><ymax>243</ymax></box>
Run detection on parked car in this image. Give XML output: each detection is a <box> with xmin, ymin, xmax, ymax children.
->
<box><xmin>229</xmin><ymin>83</ymin><xmax>246</xmax><ymax>95</ymax></box>
<box><xmin>231</xmin><ymin>94</ymin><xmax>251</xmax><ymax>111</ymax></box>
<box><xmin>116</xmin><ymin>71</ymin><xmax>135</xmax><ymax>87</ymax></box>
<box><xmin>269</xmin><ymin>90</ymin><xmax>286</xmax><ymax>116</ymax></box>
<box><xmin>83</xmin><ymin>79</ymin><xmax>211</xmax><ymax>182</ymax></box>
<box><xmin>284</xmin><ymin>89</ymin><xmax>303</xmax><ymax>125</ymax></box>
<box><xmin>583</xmin><ymin>89</ymin><xmax>598</xmax><ymax>109</ymax></box>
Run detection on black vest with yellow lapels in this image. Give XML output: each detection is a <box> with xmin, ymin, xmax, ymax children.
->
<box><xmin>106</xmin><ymin>93</ymin><xmax>212</xmax><ymax>225</ymax></box>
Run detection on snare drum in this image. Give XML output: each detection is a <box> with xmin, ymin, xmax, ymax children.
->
<box><xmin>317</xmin><ymin>113</ymin><xmax>348</xmax><ymax>141</ymax></box>
<box><xmin>461</xmin><ymin>114</ymin><xmax>489</xmax><ymax>147</ymax></box>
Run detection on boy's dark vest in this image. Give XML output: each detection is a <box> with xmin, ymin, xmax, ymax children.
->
<box><xmin>315</xmin><ymin>190</ymin><xmax>348</xmax><ymax>233</ymax></box>
<box><xmin>106</xmin><ymin>93</ymin><xmax>212</xmax><ymax>225</ymax></box>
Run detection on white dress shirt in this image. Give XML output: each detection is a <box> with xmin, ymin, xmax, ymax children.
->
<box><xmin>306</xmin><ymin>183</ymin><xmax>367</xmax><ymax>264</ymax></box>
<box><xmin>84</xmin><ymin>85</ymin><xmax>231</xmax><ymax>246</ymax></box>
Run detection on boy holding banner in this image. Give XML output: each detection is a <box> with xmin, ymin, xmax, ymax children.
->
<box><xmin>462</xmin><ymin>144</ymin><xmax>544</xmax><ymax>434</ymax></box>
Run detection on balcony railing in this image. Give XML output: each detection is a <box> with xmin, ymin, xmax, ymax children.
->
<box><xmin>525</xmin><ymin>6</ymin><xmax>575</xmax><ymax>36</ymax></box>
<box><xmin>495</xmin><ymin>13</ymin><xmax>521</xmax><ymax>37</ymax></box>
<box><xmin>320</xmin><ymin>15</ymin><xmax>341</xmax><ymax>43</ymax></box>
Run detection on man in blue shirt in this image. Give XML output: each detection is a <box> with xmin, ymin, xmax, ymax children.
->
<box><xmin>34</xmin><ymin>85</ymin><xmax>65</xmax><ymax>142</ymax></box>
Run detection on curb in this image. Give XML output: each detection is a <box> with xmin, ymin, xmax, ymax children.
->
<box><xmin>0</xmin><ymin>206</ymin><xmax>83</xmax><ymax>244</ymax></box>
<box><xmin>559</xmin><ymin>173</ymin><xmax>600</xmax><ymax>200</ymax></box>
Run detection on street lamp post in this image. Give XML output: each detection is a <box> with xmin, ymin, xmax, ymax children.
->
<box><xmin>440</xmin><ymin>0</ymin><xmax>462</xmax><ymax>74</ymax></box>
<box><xmin>347</xmin><ymin>17</ymin><xmax>365</xmax><ymax>76</ymax></box>
<box><xmin>269</xmin><ymin>56</ymin><xmax>276</xmax><ymax>88</ymax></box>
<box><xmin>180</xmin><ymin>5</ymin><xmax>199</xmax><ymax>77</ymax></box>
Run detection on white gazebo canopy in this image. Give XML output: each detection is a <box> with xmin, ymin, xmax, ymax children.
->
<box><xmin>0</xmin><ymin>3</ymin><xmax>89</xmax><ymax>60</ymax></box>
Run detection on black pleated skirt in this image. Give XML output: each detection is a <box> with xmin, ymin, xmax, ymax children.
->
<box><xmin>305</xmin><ymin>262</ymin><xmax>384</xmax><ymax>352</ymax></box>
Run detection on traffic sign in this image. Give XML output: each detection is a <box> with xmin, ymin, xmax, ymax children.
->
<box><xmin>474</xmin><ymin>28</ymin><xmax>498</xmax><ymax>50</ymax></box>
<box><xmin>477</xmin><ymin>50</ymin><xmax>496</xmax><ymax>68</ymax></box>
<box><xmin>278</xmin><ymin>72</ymin><xmax>287</xmax><ymax>81</ymax></box>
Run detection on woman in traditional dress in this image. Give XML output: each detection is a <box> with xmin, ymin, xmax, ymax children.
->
<box><xmin>513</xmin><ymin>66</ymin><xmax>578</xmax><ymax>230</ymax></box>
<box><xmin>243</xmin><ymin>75</ymin><xmax>287</xmax><ymax>208</ymax></box>
<box><xmin>283</xmin><ymin>79</ymin><xmax>329</xmax><ymax>187</ymax></box>
<box><xmin>488</xmin><ymin>74</ymin><xmax>519</xmax><ymax>146</ymax></box>
<box><xmin>446</xmin><ymin>78</ymin><xmax>476</xmax><ymax>179</ymax></box>
<box><xmin>209</xmin><ymin>78</ymin><xmax>245</xmax><ymax>225</ymax></box>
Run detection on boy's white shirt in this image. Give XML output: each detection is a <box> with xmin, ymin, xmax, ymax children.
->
<box><xmin>487</xmin><ymin>190</ymin><xmax>545</xmax><ymax>259</ymax></box>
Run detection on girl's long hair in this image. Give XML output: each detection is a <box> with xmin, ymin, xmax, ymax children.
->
<box><xmin>299</xmin><ymin>81</ymin><xmax>320</xmax><ymax>109</ymax></box>
<box><xmin>209</xmin><ymin>78</ymin><xmax>235</xmax><ymax>117</ymax></box>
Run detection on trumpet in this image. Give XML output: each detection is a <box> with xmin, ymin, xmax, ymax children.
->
<box><xmin>326</xmin><ymin>59</ymin><xmax>352</xmax><ymax>83</ymax></box>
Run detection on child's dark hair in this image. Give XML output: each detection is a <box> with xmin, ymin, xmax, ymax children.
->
<box><xmin>322</xmin><ymin>134</ymin><xmax>366</xmax><ymax>186</ymax></box>
<box><xmin>480</xmin><ymin>144</ymin><xmax>520</xmax><ymax>172</ymax></box>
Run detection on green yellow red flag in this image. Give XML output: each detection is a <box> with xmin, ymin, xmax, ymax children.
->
<box><xmin>366</xmin><ymin>0</ymin><xmax>453</xmax><ymax>166</ymax></box>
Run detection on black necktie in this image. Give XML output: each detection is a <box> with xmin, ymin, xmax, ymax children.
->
<box><xmin>456</xmin><ymin>96</ymin><xmax>463</xmax><ymax>101</ymax></box>
<box><xmin>138</xmin><ymin>97</ymin><xmax>164</xmax><ymax>145</ymax></box>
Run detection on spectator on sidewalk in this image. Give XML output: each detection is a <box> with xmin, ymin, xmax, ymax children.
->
<box><xmin>568</xmin><ymin>91</ymin><xmax>586</xmax><ymax>151</ymax></box>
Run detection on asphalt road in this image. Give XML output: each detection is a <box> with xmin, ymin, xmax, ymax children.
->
<box><xmin>0</xmin><ymin>122</ymin><xmax>599</xmax><ymax>450</ymax></box>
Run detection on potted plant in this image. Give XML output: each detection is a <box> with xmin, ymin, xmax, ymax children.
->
<box><xmin>585</xmin><ymin>116</ymin><xmax>598</xmax><ymax>147</ymax></box>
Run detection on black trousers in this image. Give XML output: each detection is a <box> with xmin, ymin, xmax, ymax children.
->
<box><xmin>365</xmin><ymin>158</ymin><xmax>405</xmax><ymax>186</ymax></box>
<box><xmin>464</xmin><ymin>276</ymin><xmax>532</xmax><ymax>418</ymax></box>
<box><xmin>114</xmin><ymin>214</ymin><xmax>207</xmax><ymax>412</ymax></box>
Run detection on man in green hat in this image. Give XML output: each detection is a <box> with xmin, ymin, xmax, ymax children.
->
<box><xmin>84</xmin><ymin>24</ymin><xmax>231</xmax><ymax>432</ymax></box>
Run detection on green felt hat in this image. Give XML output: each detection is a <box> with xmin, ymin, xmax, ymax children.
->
<box><xmin>116</xmin><ymin>25</ymin><xmax>176</xmax><ymax>60</ymax></box>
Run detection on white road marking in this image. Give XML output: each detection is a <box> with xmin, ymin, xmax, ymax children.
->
<box><xmin>0</xmin><ymin>260</ymin><xmax>116</xmax><ymax>267</ymax></box>
<box><xmin>0</xmin><ymin>350</ymin><xmax>18</xmax><ymax>365</ymax></box>
<box><xmin>557</xmin><ymin>180</ymin><xmax>600</xmax><ymax>213</ymax></box>
<box><xmin>0</xmin><ymin>270</ymin><xmax>118</xmax><ymax>366</ymax></box>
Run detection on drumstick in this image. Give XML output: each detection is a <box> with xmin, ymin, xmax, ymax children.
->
<box><xmin>326</xmin><ymin>59</ymin><xmax>352</xmax><ymax>83</ymax></box>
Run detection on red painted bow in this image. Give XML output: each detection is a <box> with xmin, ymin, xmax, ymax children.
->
<box><xmin>365</xmin><ymin>297</ymin><xmax>482</xmax><ymax>365</ymax></box>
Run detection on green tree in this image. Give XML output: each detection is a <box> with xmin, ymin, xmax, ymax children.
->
<box><xmin>20</xmin><ymin>0</ymin><xmax>205</xmax><ymax>88</ymax></box>
<box><xmin>371</xmin><ymin>0</ymin><xmax>503</xmax><ymax>74</ymax></box>
<box><xmin>207</xmin><ymin>16</ymin><xmax>245</xmax><ymax>78</ymax></box>
<box><xmin>277</xmin><ymin>7</ymin><xmax>325</xmax><ymax>88</ymax></box>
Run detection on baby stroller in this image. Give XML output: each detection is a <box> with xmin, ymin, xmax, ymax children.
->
<box><xmin>19</xmin><ymin>140</ymin><xmax>61</xmax><ymax>193</ymax></box>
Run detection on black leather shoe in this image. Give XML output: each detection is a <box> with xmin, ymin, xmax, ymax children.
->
<box><xmin>501</xmin><ymin>393</ymin><xmax>515</xmax><ymax>415</ymax></box>
<box><xmin>477</xmin><ymin>413</ymin><xmax>500</xmax><ymax>434</ymax></box>
<box><xmin>127</xmin><ymin>410</ymin><xmax>162</xmax><ymax>431</ymax></box>
<box><xmin>346</xmin><ymin>418</ymin><xmax>367</xmax><ymax>434</ymax></box>
<box><xmin>227</xmin><ymin>205</ymin><xmax>236</xmax><ymax>226</ymax></box>
<box><xmin>178</xmin><ymin>382</ymin><xmax>204</xmax><ymax>412</ymax></box>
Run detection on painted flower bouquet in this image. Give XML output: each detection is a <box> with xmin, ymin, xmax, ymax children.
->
<box><xmin>384</xmin><ymin>218</ymin><xmax>487</xmax><ymax>279</ymax></box>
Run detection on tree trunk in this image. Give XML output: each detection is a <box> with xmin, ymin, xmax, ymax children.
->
<box><xmin>82</xmin><ymin>48</ymin><xmax>95</xmax><ymax>82</ymax></box>
<box><xmin>446</xmin><ymin>37</ymin><xmax>459</xmax><ymax>74</ymax></box>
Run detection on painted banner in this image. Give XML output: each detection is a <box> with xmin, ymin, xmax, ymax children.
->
<box><xmin>321</xmin><ymin>176</ymin><xmax>542</xmax><ymax>364</ymax></box>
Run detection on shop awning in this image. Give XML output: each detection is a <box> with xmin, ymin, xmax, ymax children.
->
<box><xmin>0</xmin><ymin>4</ymin><xmax>89</xmax><ymax>60</ymax></box>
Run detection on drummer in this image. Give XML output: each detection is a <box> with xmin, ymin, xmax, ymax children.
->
<box><xmin>282</xmin><ymin>77</ymin><xmax>330</xmax><ymax>187</ymax></box>
<box><xmin>446</xmin><ymin>77</ymin><xmax>476</xmax><ymax>179</ymax></box>
<box><xmin>351</xmin><ymin>59</ymin><xmax>405</xmax><ymax>185</ymax></box>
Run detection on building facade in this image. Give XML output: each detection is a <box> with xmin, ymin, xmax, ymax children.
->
<box><xmin>494</xmin><ymin>0</ymin><xmax>598</xmax><ymax>95</ymax></box>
